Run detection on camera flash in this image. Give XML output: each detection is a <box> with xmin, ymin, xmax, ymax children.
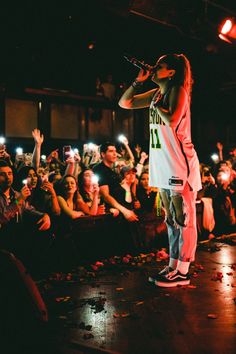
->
<box><xmin>41</xmin><ymin>154</ymin><xmax>46</xmax><ymax>160</ymax></box>
<box><xmin>22</xmin><ymin>179</ymin><xmax>28</xmax><ymax>185</ymax></box>
<box><xmin>118</xmin><ymin>134</ymin><xmax>126</xmax><ymax>142</ymax></box>
<box><xmin>211</xmin><ymin>154</ymin><xmax>219</xmax><ymax>162</ymax></box>
<box><xmin>0</xmin><ymin>137</ymin><xmax>5</xmax><ymax>144</ymax></box>
<box><xmin>73</xmin><ymin>148</ymin><xmax>79</xmax><ymax>154</ymax></box>
<box><xmin>221</xmin><ymin>172</ymin><xmax>229</xmax><ymax>181</ymax></box>
<box><xmin>91</xmin><ymin>175</ymin><xmax>99</xmax><ymax>184</ymax></box>
<box><xmin>88</xmin><ymin>143</ymin><xmax>94</xmax><ymax>150</ymax></box>
<box><xmin>16</xmin><ymin>147</ymin><xmax>23</xmax><ymax>155</ymax></box>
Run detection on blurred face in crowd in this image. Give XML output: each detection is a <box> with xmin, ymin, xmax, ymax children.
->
<box><xmin>102</xmin><ymin>146</ymin><xmax>117</xmax><ymax>165</ymax></box>
<box><xmin>220</xmin><ymin>164</ymin><xmax>231</xmax><ymax>173</ymax></box>
<box><xmin>50</xmin><ymin>162</ymin><xmax>60</xmax><ymax>172</ymax></box>
<box><xmin>63</xmin><ymin>176</ymin><xmax>77</xmax><ymax>195</ymax></box>
<box><xmin>123</xmin><ymin>170</ymin><xmax>136</xmax><ymax>185</ymax></box>
<box><xmin>37</xmin><ymin>167</ymin><xmax>49</xmax><ymax>182</ymax></box>
<box><xmin>139</xmin><ymin>172</ymin><xmax>149</xmax><ymax>190</ymax></box>
<box><xmin>0</xmin><ymin>166</ymin><xmax>13</xmax><ymax>191</ymax></box>
<box><xmin>51</xmin><ymin>173</ymin><xmax>62</xmax><ymax>184</ymax></box>
<box><xmin>82</xmin><ymin>169</ymin><xmax>94</xmax><ymax>187</ymax></box>
<box><xmin>27</xmin><ymin>168</ymin><xmax>38</xmax><ymax>189</ymax></box>
<box><xmin>201</xmin><ymin>167</ymin><xmax>214</xmax><ymax>184</ymax></box>
<box><xmin>229</xmin><ymin>148</ymin><xmax>236</xmax><ymax>157</ymax></box>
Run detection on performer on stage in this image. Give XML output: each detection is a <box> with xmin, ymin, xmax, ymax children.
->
<box><xmin>119</xmin><ymin>53</ymin><xmax>202</xmax><ymax>287</ymax></box>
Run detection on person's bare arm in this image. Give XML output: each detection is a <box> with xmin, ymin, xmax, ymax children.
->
<box><xmin>99</xmin><ymin>185</ymin><xmax>138</xmax><ymax>222</ymax></box>
<box><xmin>119</xmin><ymin>87</ymin><xmax>156</xmax><ymax>109</ymax></box>
<box><xmin>119</xmin><ymin>67</ymin><xmax>154</xmax><ymax>109</ymax></box>
<box><xmin>58</xmin><ymin>196</ymin><xmax>84</xmax><ymax>219</ymax></box>
<box><xmin>32</xmin><ymin>129</ymin><xmax>44</xmax><ymax>171</ymax></box>
<box><xmin>121</xmin><ymin>136</ymin><xmax>135</xmax><ymax>165</ymax></box>
<box><xmin>76</xmin><ymin>189</ymin><xmax>99</xmax><ymax>216</ymax></box>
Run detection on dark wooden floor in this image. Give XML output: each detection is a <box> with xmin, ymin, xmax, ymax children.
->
<box><xmin>1</xmin><ymin>239</ymin><xmax>236</xmax><ymax>354</ymax></box>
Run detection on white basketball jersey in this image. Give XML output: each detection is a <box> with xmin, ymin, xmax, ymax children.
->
<box><xmin>149</xmin><ymin>89</ymin><xmax>202</xmax><ymax>191</ymax></box>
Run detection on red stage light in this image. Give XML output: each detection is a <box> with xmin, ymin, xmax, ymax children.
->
<box><xmin>220</xmin><ymin>19</ymin><xmax>233</xmax><ymax>34</ymax></box>
<box><xmin>218</xmin><ymin>33</ymin><xmax>232</xmax><ymax>43</ymax></box>
<box><xmin>219</xmin><ymin>18</ymin><xmax>236</xmax><ymax>42</ymax></box>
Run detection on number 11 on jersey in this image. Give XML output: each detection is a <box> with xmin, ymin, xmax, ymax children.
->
<box><xmin>150</xmin><ymin>128</ymin><xmax>161</xmax><ymax>149</ymax></box>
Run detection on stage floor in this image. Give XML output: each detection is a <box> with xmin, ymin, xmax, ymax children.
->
<box><xmin>36</xmin><ymin>240</ymin><xmax>236</xmax><ymax>354</ymax></box>
<box><xmin>1</xmin><ymin>239</ymin><xmax>235</xmax><ymax>354</ymax></box>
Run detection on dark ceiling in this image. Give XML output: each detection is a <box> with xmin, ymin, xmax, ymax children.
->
<box><xmin>1</xmin><ymin>0</ymin><xmax>236</xmax><ymax>124</ymax></box>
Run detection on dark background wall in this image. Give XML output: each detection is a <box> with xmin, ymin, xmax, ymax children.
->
<box><xmin>0</xmin><ymin>0</ymin><xmax>236</xmax><ymax>162</ymax></box>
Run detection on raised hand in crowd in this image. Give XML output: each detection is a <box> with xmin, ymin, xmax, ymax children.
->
<box><xmin>32</xmin><ymin>128</ymin><xmax>44</xmax><ymax>145</ymax></box>
<box><xmin>119</xmin><ymin>135</ymin><xmax>135</xmax><ymax>166</ymax></box>
<box><xmin>216</xmin><ymin>141</ymin><xmax>223</xmax><ymax>161</ymax></box>
<box><xmin>18</xmin><ymin>184</ymin><xmax>32</xmax><ymax>203</ymax></box>
<box><xmin>136</xmin><ymin>151</ymin><xmax>148</xmax><ymax>176</ymax></box>
<box><xmin>32</xmin><ymin>128</ymin><xmax>44</xmax><ymax>170</ymax></box>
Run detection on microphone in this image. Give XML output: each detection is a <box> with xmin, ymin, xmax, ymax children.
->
<box><xmin>124</xmin><ymin>54</ymin><xmax>153</xmax><ymax>72</ymax></box>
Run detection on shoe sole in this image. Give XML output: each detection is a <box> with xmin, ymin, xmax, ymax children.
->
<box><xmin>155</xmin><ymin>279</ymin><xmax>190</xmax><ymax>287</ymax></box>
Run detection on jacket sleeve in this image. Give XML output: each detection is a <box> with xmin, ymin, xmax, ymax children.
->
<box><xmin>0</xmin><ymin>197</ymin><xmax>19</xmax><ymax>226</ymax></box>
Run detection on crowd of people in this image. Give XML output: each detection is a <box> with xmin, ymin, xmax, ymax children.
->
<box><xmin>0</xmin><ymin>128</ymin><xmax>235</xmax><ymax>278</ymax></box>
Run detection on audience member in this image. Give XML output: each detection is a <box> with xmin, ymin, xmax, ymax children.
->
<box><xmin>93</xmin><ymin>142</ymin><xmax>138</xmax><ymax>222</ymax></box>
<box><xmin>0</xmin><ymin>160</ymin><xmax>51</xmax><ymax>273</ymax></box>
<box><xmin>77</xmin><ymin>168</ymin><xmax>106</xmax><ymax>216</ymax></box>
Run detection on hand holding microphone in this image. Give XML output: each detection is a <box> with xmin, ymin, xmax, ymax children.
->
<box><xmin>124</xmin><ymin>54</ymin><xmax>153</xmax><ymax>72</ymax></box>
<box><xmin>124</xmin><ymin>54</ymin><xmax>153</xmax><ymax>88</ymax></box>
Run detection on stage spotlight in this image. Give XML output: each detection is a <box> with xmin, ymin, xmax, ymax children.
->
<box><xmin>221</xmin><ymin>19</ymin><xmax>233</xmax><ymax>35</ymax></box>
<box><xmin>219</xmin><ymin>18</ymin><xmax>236</xmax><ymax>43</ymax></box>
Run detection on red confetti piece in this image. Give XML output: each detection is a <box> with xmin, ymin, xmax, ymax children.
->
<box><xmin>116</xmin><ymin>287</ymin><xmax>124</xmax><ymax>291</ymax></box>
<box><xmin>121</xmin><ymin>313</ymin><xmax>130</xmax><ymax>318</ymax></box>
<box><xmin>135</xmin><ymin>301</ymin><xmax>144</xmax><ymax>306</ymax></box>
<box><xmin>211</xmin><ymin>272</ymin><xmax>223</xmax><ymax>282</ymax></box>
<box><xmin>113</xmin><ymin>313</ymin><xmax>120</xmax><ymax>318</ymax></box>
<box><xmin>156</xmin><ymin>249</ymin><xmax>169</xmax><ymax>260</ymax></box>
<box><xmin>195</xmin><ymin>263</ymin><xmax>204</xmax><ymax>271</ymax></box>
<box><xmin>207</xmin><ymin>313</ymin><xmax>218</xmax><ymax>319</ymax></box>
<box><xmin>187</xmin><ymin>285</ymin><xmax>197</xmax><ymax>289</ymax></box>
<box><xmin>125</xmin><ymin>254</ymin><xmax>132</xmax><ymax>259</ymax></box>
<box><xmin>91</xmin><ymin>265</ymin><xmax>98</xmax><ymax>271</ymax></box>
